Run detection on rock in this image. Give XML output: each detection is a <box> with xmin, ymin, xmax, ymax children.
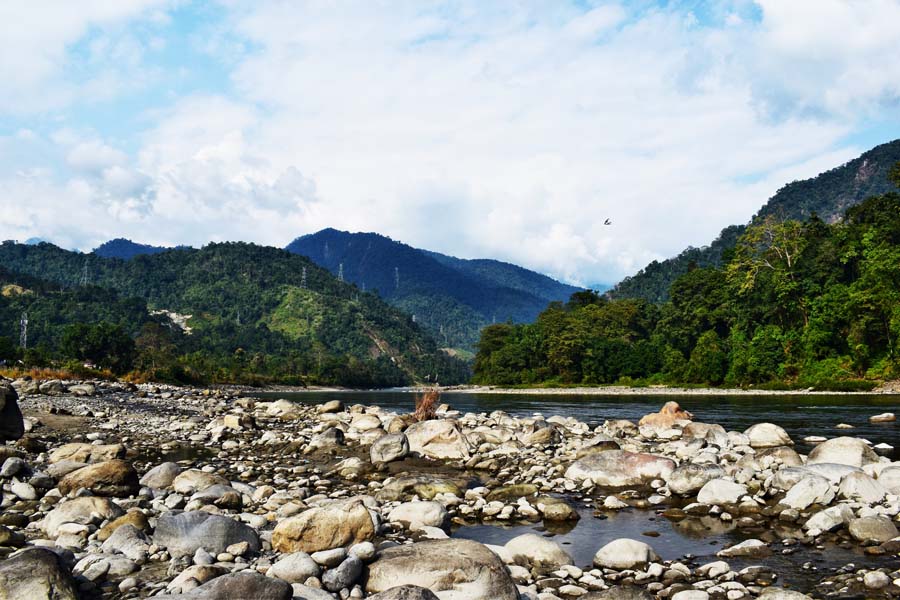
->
<box><xmin>757</xmin><ymin>589</ymin><xmax>812</xmax><ymax>600</ymax></box>
<box><xmin>367</xmin><ymin>586</ymin><xmax>441</xmax><ymax>600</ymax></box>
<box><xmin>505</xmin><ymin>533</ymin><xmax>572</xmax><ymax>568</ymax></box>
<box><xmin>140</xmin><ymin>461</ymin><xmax>182</xmax><ymax>489</ymax></box>
<box><xmin>804</xmin><ymin>505</ymin><xmax>853</xmax><ymax>532</ymax></box>
<box><xmin>268</xmin><ymin>552</ymin><xmax>320</xmax><ymax>583</ymax></box>
<box><xmin>666</xmin><ymin>463</ymin><xmax>725</xmax><ymax>496</ymax></box>
<box><xmin>805</xmin><ymin>462</ymin><xmax>861</xmax><ymax>483</ymax></box>
<box><xmin>371</xmin><ymin>433</ymin><xmax>410</xmax><ymax>465</ymax></box>
<box><xmin>308</xmin><ymin>427</ymin><xmax>345</xmax><ymax>450</ymax></box>
<box><xmin>43</xmin><ymin>496</ymin><xmax>125</xmax><ymax>537</ymax></box>
<box><xmin>172</xmin><ymin>469</ymin><xmax>229</xmax><ymax>494</ymax></box>
<box><xmin>808</xmin><ymin>437</ymin><xmax>879</xmax><ymax>467</ymax></box>
<box><xmin>870</xmin><ymin>413</ymin><xmax>896</xmax><ymax>423</ymax></box>
<box><xmin>565</xmin><ymin>450</ymin><xmax>675</xmax><ymax>487</ymax></box>
<box><xmin>377</xmin><ymin>475</ymin><xmax>463</xmax><ymax>501</ymax></box>
<box><xmin>582</xmin><ymin>587</ymin><xmax>653</xmax><ymax>600</ymax></box>
<box><xmin>272</xmin><ymin>499</ymin><xmax>375</xmax><ymax>553</ymax></box>
<box><xmin>38</xmin><ymin>379</ymin><xmax>65</xmax><ymax>395</ymax></box>
<box><xmin>864</xmin><ymin>571</ymin><xmax>891</xmax><ymax>589</ymax></box>
<box><xmin>405</xmin><ymin>419</ymin><xmax>471</xmax><ymax>460</ymax></box>
<box><xmin>49</xmin><ymin>442</ymin><xmax>124</xmax><ymax>464</ymax></box>
<box><xmin>153</xmin><ymin>511</ymin><xmax>260</xmax><ymax>557</ymax></box>
<box><xmin>191</xmin><ymin>484</ymin><xmax>243</xmax><ymax>510</ymax></box>
<box><xmin>717</xmin><ymin>539</ymin><xmax>771</xmax><ymax>558</ymax></box>
<box><xmin>322</xmin><ymin>555</ymin><xmax>363</xmax><ymax>592</ymax></box>
<box><xmin>58</xmin><ymin>459</ymin><xmax>140</xmax><ymax>497</ymax></box>
<box><xmin>638</xmin><ymin>401</ymin><xmax>693</xmax><ymax>428</ymax></box>
<box><xmin>290</xmin><ymin>584</ymin><xmax>335</xmax><ymax>600</ymax></box>
<box><xmin>366</xmin><ymin>539</ymin><xmax>518</xmax><ymax>600</ymax></box>
<box><xmin>838</xmin><ymin>471</ymin><xmax>886</xmax><ymax>504</ymax></box>
<box><xmin>388</xmin><ymin>501</ymin><xmax>448</xmax><ymax>531</ymax></box>
<box><xmin>744</xmin><ymin>423</ymin><xmax>792</xmax><ymax>448</ymax></box>
<box><xmin>696</xmin><ymin>478</ymin><xmax>747</xmax><ymax>505</ymax></box>
<box><xmin>68</xmin><ymin>383</ymin><xmax>96</xmax><ymax>397</ymax></box>
<box><xmin>100</xmin><ymin>524</ymin><xmax>151</xmax><ymax>562</ymax></box>
<box><xmin>10</xmin><ymin>480</ymin><xmax>37</xmax><ymax>500</ymax></box>
<box><xmin>98</xmin><ymin>510</ymin><xmax>150</xmax><ymax>541</ymax></box>
<box><xmin>0</xmin><ymin>381</ymin><xmax>24</xmax><ymax>442</ymax></box>
<box><xmin>0</xmin><ymin>547</ymin><xmax>79</xmax><ymax>600</ymax></box>
<box><xmin>317</xmin><ymin>400</ymin><xmax>344</xmax><ymax>414</ymax></box>
<box><xmin>671</xmin><ymin>592</ymin><xmax>709</xmax><ymax>600</ymax></box>
<box><xmin>593</xmin><ymin>538</ymin><xmax>659</xmax><ymax>569</ymax></box>
<box><xmin>311</xmin><ymin>548</ymin><xmax>347</xmax><ymax>567</ymax></box>
<box><xmin>782</xmin><ymin>474</ymin><xmax>835</xmax><ymax>510</ymax></box>
<box><xmin>877</xmin><ymin>465</ymin><xmax>900</xmax><ymax>494</ymax></box>
<box><xmin>534</xmin><ymin>496</ymin><xmax>579</xmax><ymax>521</ymax></box>
<box><xmin>0</xmin><ymin>456</ymin><xmax>26</xmax><ymax>478</ymax></box>
<box><xmin>486</xmin><ymin>484</ymin><xmax>539</xmax><ymax>501</ymax></box>
<box><xmin>156</xmin><ymin>572</ymin><xmax>292</xmax><ymax>600</ymax></box>
<box><xmin>166</xmin><ymin>565</ymin><xmax>227</xmax><ymax>593</ymax></box>
<box><xmin>266</xmin><ymin>399</ymin><xmax>302</xmax><ymax>418</ymax></box>
<box><xmin>848</xmin><ymin>516</ymin><xmax>899</xmax><ymax>543</ymax></box>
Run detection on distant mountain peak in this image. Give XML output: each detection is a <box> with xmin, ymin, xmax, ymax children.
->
<box><xmin>93</xmin><ymin>238</ymin><xmax>175</xmax><ymax>260</ymax></box>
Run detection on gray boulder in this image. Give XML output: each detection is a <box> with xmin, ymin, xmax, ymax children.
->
<box><xmin>0</xmin><ymin>548</ymin><xmax>79</xmax><ymax>600</ymax></box>
<box><xmin>565</xmin><ymin>450</ymin><xmax>675</xmax><ymax>487</ymax></box>
<box><xmin>666</xmin><ymin>463</ymin><xmax>725</xmax><ymax>495</ymax></box>
<box><xmin>155</xmin><ymin>572</ymin><xmax>291</xmax><ymax>600</ymax></box>
<box><xmin>848</xmin><ymin>516</ymin><xmax>899</xmax><ymax>543</ymax></box>
<box><xmin>368</xmin><ymin>586</ymin><xmax>441</xmax><ymax>600</ymax></box>
<box><xmin>0</xmin><ymin>381</ymin><xmax>24</xmax><ymax>442</ymax></box>
<box><xmin>366</xmin><ymin>539</ymin><xmax>518</xmax><ymax>600</ymax></box>
<box><xmin>371</xmin><ymin>433</ymin><xmax>410</xmax><ymax>465</ymax></box>
<box><xmin>140</xmin><ymin>462</ymin><xmax>182</xmax><ymax>489</ymax></box>
<box><xmin>153</xmin><ymin>511</ymin><xmax>260</xmax><ymax>557</ymax></box>
<box><xmin>322</xmin><ymin>555</ymin><xmax>363</xmax><ymax>592</ymax></box>
<box><xmin>808</xmin><ymin>437</ymin><xmax>879</xmax><ymax>467</ymax></box>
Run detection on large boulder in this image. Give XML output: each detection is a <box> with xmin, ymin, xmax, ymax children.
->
<box><xmin>781</xmin><ymin>474</ymin><xmax>835</xmax><ymax>510</ymax></box>
<box><xmin>0</xmin><ymin>381</ymin><xmax>24</xmax><ymax>442</ymax></box>
<box><xmin>505</xmin><ymin>533</ymin><xmax>572</xmax><ymax>568</ymax></box>
<box><xmin>808</xmin><ymin>437</ymin><xmax>879</xmax><ymax>467</ymax></box>
<box><xmin>43</xmin><ymin>496</ymin><xmax>125</xmax><ymax>537</ymax></box>
<box><xmin>593</xmin><ymin>538</ymin><xmax>659</xmax><ymax>570</ymax></box>
<box><xmin>696</xmin><ymin>478</ymin><xmax>746</xmax><ymax>505</ymax></box>
<box><xmin>0</xmin><ymin>548</ymin><xmax>79</xmax><ymax>600</ymax></box>
<box><xmin>565</xmin><ymin>450</ymin><xmax>675</xmax><ymax>487</ymax></box>
<box><xmin>58</xmin><ymin>459</ymin><xmax>140</xmax><ymax>497</ymax></box>
<box><xmin>877</xmin><ymin>466</ymin><xmax>900</xmax><ymax>494</ymax></box>
<box><xmin>371</xmin><ymin>433</ymin><xmax>410</xmax><ymax>465</ymax></box>
<box><xmin>272</xmin><ymin>499</ymin><xmax>375</xmax><ymax>554</ymax></box>
<box><xmin>638</xmin><ymin>401</ymin><xmax>693</xmax><ymax>429</ymax></box>
<box><xmin>405</xmin><ymin>420</ymin><xmax>471</xmax><ymax>460</ymax></box>
<box><xmin>267</xmin><ymin>552</ymin><xmax>320</xmax><ymax>584</ymax></box>
<box><xmin>838</xmin><ymin>471</ymin><xmax>886</xmax><ymax>504</ymax></box>
<box><xmin>388</xmin><ymin>501</ymin><xmax>448</xmax><ymax>531</ymax></box>
<box><xmin>49</xmin><ymin>443</ymin><xmax>124</xmax><ymax>464</ymax></box>
<box><xmin>368</xmin><ymin>586</ymin><xmax>440</xmax><ymax>600</ymax></box>
<box><xmin>172</xmin><ymin>469</ymin><xmax>229</xmax><ymax>494</ymax></box>
<box><xmin>376</xmin><ymin>475</ymin><xmax>463</xmax><ymax>501</ymax></box>
<box><xmin>744</xmin><ymin>423</ymin><xmax>792</xmax><ymax>448</ymax></box>
<box><xmin>153</xmin><ymin>512</ymin><xmax>260</xmax><ymax>557</ymax></box>
<box><xmin>666</xmin><ymin>463</ymin><xmax>726</xmax><ymax>496</ymax></box>
<box><xmin>155</xmin><ymin>572</ymin><xmax>292</xmax><ymax>600</ymax></box>
<box><xmin>848</xmin><ymin>516</ymin><xmax>899</xmax><ymax>543</ymax></box>
<box><xmin>140</xmin><ymin>462</ymin><xmax>182</xmax><ymax>489</ymax></box>
<box><xmin>365</xmin><ymin>539</ymin><xmax>518</xmax><ymax>600</ymax></box>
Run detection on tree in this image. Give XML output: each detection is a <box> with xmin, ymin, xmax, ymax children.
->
<box><xmin>61</xmin><ymin>322</ymin><xmax>136</xmax><ymax>373</ymax></box>
<box><xmin>686</xmin><ymin>331</ymin><xmax>727</xmax><ymax>385</ymax></box>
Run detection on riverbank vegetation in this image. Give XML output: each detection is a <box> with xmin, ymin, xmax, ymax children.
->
<box><xmin>474</xmin><ymin>173</ymin><xmax>900</xmax><ymax>391</ymax></box>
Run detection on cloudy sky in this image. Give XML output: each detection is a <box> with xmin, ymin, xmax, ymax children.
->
<box><xmin>2</xmin><ymin>1</ymin><xmax>900</xmax><ymax>286</ymax></box>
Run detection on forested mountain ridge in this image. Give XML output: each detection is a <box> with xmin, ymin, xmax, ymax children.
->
<box><xmin>286</xmin><ymin>228</ymin><xmax>581</xmax><ymax>351</ymax></box>
<box><xmin>475</xmin><ymin>168</ymin><xmax>900</xmax><ymax>390</ymax></box>
<box><xmin>0</xmin><ymin>241</ymin><xmax>469</xmax><ymax>387</ymax></box>
<box><xmin>92</xmin><ymin>238</ymin><xmax>174</xmax><ymax>260</ymax></box>
<box><xmin>611</xmin><ymin>139</ymin><xmax>900</xmax><ymax>303</ymax></box>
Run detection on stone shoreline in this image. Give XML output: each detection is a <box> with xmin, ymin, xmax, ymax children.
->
<box><xmin>1</xmin><ymin>377</ymin><xmax>899</xmax><ymax>600</ymax></box>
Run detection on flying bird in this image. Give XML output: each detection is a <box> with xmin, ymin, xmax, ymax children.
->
<box><xmin>604</xmin><ymin>218</ymin><xmax>612</xmax><ymax>225</ymax></box>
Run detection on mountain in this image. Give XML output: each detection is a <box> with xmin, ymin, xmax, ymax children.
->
<box><xmin>93</xmin><ymin>238</ymin><xmax>173</xmax><ymax>260</ymax></box>
<box><xmin>286</xmin><ymin>229</ymin><xmax>582</xmax><ymax>351</ymax></box>
<box><xmin>0</xmin><ymin>240</ymin><xmax>469</xmax><ymax>387</ymax></box>
<box><xmin>611</xmin><ymin>139</ymin><xmax>900</xmax><ymax>303</ymax></box>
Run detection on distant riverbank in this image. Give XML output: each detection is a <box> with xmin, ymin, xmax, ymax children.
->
<box><xmin>446</xmin><ymin>384</ymin><xmax>900</xmax><ymax>396</ymax></box>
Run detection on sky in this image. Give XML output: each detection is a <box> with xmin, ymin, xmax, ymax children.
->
<box><xmin>1</xmin><ymin>1</ymin><xmax>900</xmax><ymax>286</ymax></box>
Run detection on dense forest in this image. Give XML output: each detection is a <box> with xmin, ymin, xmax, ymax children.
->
<box><xmin>0</xmin><ymin>242</ymin><xmax>469</xmax><ymax>387</ymax></box>
<box><xmin>474</xmin><ymin>166</ymin><xmax>900</xmax><ymax>390</ymax></box>
<box><xmin>610</xmin><ymin>139</ymin><xmax>900</xmax><ymax>303</ymax></box>
<box><xmin>287</xmin><ymin>228</ymin><xmax>581</xmax><ymax>352</ymax></box>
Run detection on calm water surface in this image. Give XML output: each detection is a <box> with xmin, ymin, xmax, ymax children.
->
<box><xmin>250</xmin><ymin>390</ymin><xmax>900</xmax><ymax>592</ymax></box>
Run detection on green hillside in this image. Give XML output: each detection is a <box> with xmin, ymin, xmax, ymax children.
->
<box><xmin>0</xmin><ymin>242</ymin><xmax>469</xmax><ymax>387</ymax></box>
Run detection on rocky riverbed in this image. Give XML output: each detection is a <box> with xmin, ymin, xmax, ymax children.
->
<box><xmin>1</xmin><ymin>378</ymin><xmax>900</xmax><ymax>600</ymax></box>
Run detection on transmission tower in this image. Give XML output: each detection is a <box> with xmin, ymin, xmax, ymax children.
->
<box><xmin>19</xmin><ymin>313</ymin><xmax>28</xmax><ymax>349</ymax></box>
<box><xmin>300</xmin><ymin>267</ymin><xmax>307</xmax><ymax>289</ymax></box>
<box><xmin>80</xmin><ymin>261</ymin><xmax>90</xmax><ymax>286</ymax></box>
<box><xmin>338</xmin><ymin>263</ymin><xmax>344</xmax><ymax>282</ymax></box>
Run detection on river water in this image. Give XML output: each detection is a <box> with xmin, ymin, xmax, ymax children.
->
<box><xmin>250</xmin><ymin>390</ymin><xmax>900</xmax><ymax>592</ymax></box>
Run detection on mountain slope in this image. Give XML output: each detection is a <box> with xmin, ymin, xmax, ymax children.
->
<box><xmin>93</xmin><ymin>238</ymin><xmax>173</xmax><ymax>260</ymax></box>
<box><xmin>286</xmin><ymin>229</ymin><xmax>581</xmax><ymax>350</ymax></box>
<box><xmin>611</xmin><ymin>139</ymin><xmax>900</xmax><ymax>303</ymax></box>
<box><xmin>0</xmin><ymin>241</ymin><xmax>469</xmax><ymax>386</ymax></box>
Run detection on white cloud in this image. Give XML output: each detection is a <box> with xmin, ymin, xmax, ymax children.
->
<box><xmin>1</xmin><ymin>1</ymin><xmax>900</xmax><ymax>285</ymax></box>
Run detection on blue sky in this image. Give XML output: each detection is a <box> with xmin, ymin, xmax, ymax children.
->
<box><xmin>2</xmin><ymin>0</ymin><xmax>900</xmax><ymax>285</ymax></box>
